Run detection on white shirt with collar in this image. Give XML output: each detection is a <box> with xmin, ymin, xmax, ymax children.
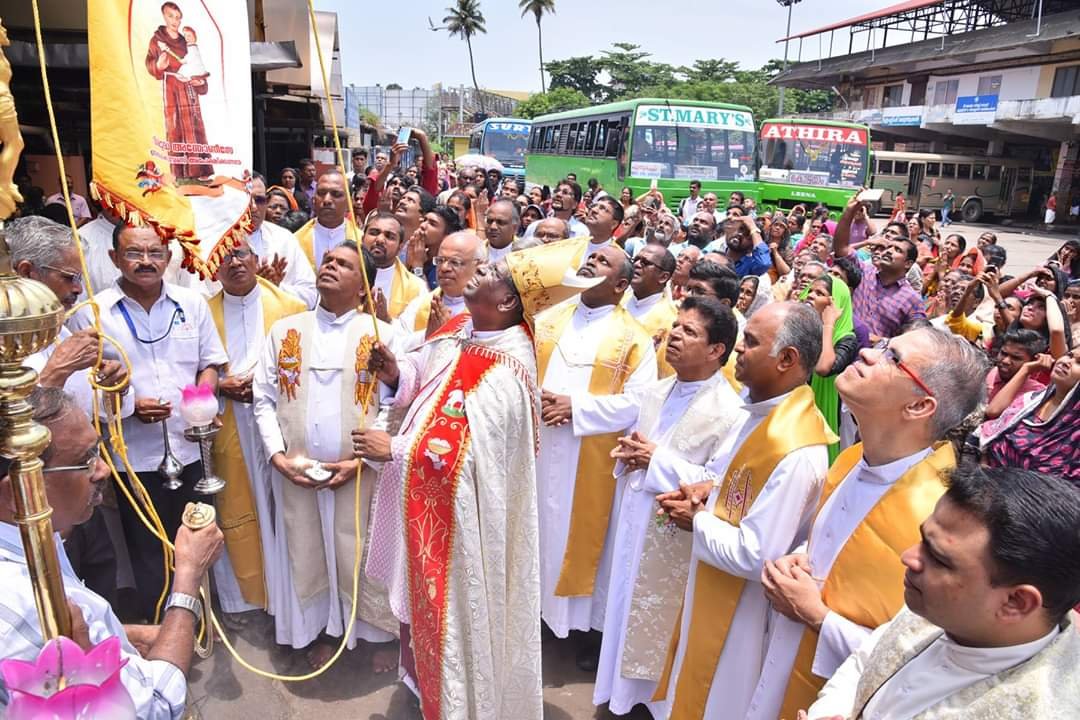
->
<box><xmin>487</xmin><ymin>243</ymin><xmax>512</xmax><ymax>265</ymax></box>
<box><xmin>623</xmin><ymin>290</ymin><xmax>664</xmax><ymax>322</ymax></box>
<box><xmin>24</xmin><ymin>326</ymin><xmax>135</xmax><ymax>421</ymax></box>
<box><xmin>246</xmin><ymin>221</ymin><xmax>318</xmax><ymax>309</ymax></box>
<box><xmin>69</xmin><ymin>281</ymin><xmax>228</xmax><ymax>472</ymax></box>
<box><xmin>809</xmin><ymin>611</ymin><xmax>1059</xmax><ymax>720</ymax></box>
<box><xmin>311</xmin><ymin>220</ymin><xmax>347</xmax><ymax>270</ymax></box>
<box><xmin>0</xmin><ymin>523</ymin><xmax>187</xmax><ymax>719</ymax></box>
<box><xmin>652</xmin><ymin>389</ymin><xmax>830</xmax><ymax>720</ymax></box>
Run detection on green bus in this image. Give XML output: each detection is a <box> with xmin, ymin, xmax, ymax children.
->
<box><xmin>757</xmin><ymin>118</ymin><xmax>871</xmax><ymax>219</ymax></box>
<box><xmin>525</xmin><ymin>99</ymin><xmax>758</xmax><ymax>211</ymax></box>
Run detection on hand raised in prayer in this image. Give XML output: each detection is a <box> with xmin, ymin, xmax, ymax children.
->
<box><xmin>611</xmin><ymin>431</ymin><xmax>656</xmax><ymax>471</ymax></box>
<box><xmin>257</xmin><ymin>254</ymin><xmax>287</xmax><ymax>285</ymax></box>
<box><xmin>540</xmin><ymin>390</ymin><xmax>571</xmax><ymax>426</ymax></box>
<box><xmin>323</xmin><ymin>459</ymin><xmax>359</xmax><ymax>489</ymax></box>
<box><xmin>218</xmin><ymin>373</ymin><xmax>253</xmax><ymax>404</ymax></box>
<box><xmin>352</xmin><ymin>429</ymin><xmax>392</xmax><ymax>462</ymax></box>
<box><xmin>761</xmin><ymin>558</ymin><xmax>828</xmax><ymax>630</ymax></box>
<box><xmin>373</xmin><ymin>288</ymin><xmax>390</xmax><ymax>324</ymax></box>
<box><xmin>405</xmin><ymin>228</ymin><xmax>427</xmax><ymax>270</ymax></box>
<box><xmin>425</xmin><ymin>295</ymin><xmax>452</xmax><ymax>339</ymax></box>
<box><xmin>473</xmin><ymin>191</ymin><xmax>490</xmax><ymax>226</ymax></box>
<box><xmin>134</xmin><ymin>397</ymin><xmax>172</xmax><ymax>423</ymax></box>
<box><xmin>366</xmin><ymin>341</ymin><xmax>400</xmax><ymax>389</ymax></box>
<box><xmin>39</xmin><ymin>329</ymin><xmax>100</xmax><ymax>388</ymax></box>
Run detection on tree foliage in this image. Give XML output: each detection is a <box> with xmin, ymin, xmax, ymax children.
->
<box><xmin>442</xmin><ymin>0</ymin><xmax>487</xmax><ymax>112</ymax></box>
<box><xmin>513</xmin><ymin>87</ymin><xmax>591</xmax><ymax>119</ymax></box>
<box><xmin>519</xmin><ymin>0</ymin><xmax>556</xmax><ymax>92</ymax></box>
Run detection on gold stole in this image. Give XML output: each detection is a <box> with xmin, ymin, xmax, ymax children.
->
<box><xmin>623</xmin><ymin>292</ymin><xmax>678</xmax><ymax>378</ymax></box>
<box><xmin>412</xmin><ymin>289</ymin><xmax>442</xmax><ymax>332</ymax></box>
<box><xmin>536</xmin><ymin>302</ymin><xmax>652</xmax><ymax>596</ymax></box>
<box><xmin>654</xmin><ymin>386</ymin><xmax>833</xmax><ymax>718</ymax></box>
<box><xmin>294</xmin><ymin>218</ymin><xmax>360</xmax><ymax>269</ymax></box>
<box><xmin>777</xmin><ymin>441</ymin><xmax>954</xmax><ymax>720</ymax></box>
<box><xmin>208</xmin><ymin>278</ymin><xmax>307</xmax><ymax>608</ymax></box>
<box><xmin>388</xmin><ymin>259</ymin><xmax>426</xmax><ymax>319</ymax></box>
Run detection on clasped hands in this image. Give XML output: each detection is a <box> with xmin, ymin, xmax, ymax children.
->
<box><xmin>761</xmin><ymin>552</ymin><xmax>830</xmax><ymax>632</ymax></box>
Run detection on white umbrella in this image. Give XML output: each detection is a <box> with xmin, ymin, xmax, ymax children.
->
<box><xmin>455</xmin><ymin>154</ymin><xmax>504</xmax><ymax>173</ymax></box>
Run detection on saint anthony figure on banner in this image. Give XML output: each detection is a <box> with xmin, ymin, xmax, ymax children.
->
<box><xmin>145</xmin><ymin>1</ymin><xmax>214</xmax><ymax>182</ymax></box>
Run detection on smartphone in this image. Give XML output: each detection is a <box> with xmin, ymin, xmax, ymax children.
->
<box><xmin>396</xmin><ymin>126</ymin><xmax>412</xmax><ymax>145</ymax></box>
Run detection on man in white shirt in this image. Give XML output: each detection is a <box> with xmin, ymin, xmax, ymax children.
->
<box><xmin>293</xmin><ymin>170</ymin><xmax>360</xmax><ymax>270</ymax></box>
<box><xmin>45</xmin><ymin>174</ymin><xmax>92</xmax><ymax>225</ymax></box>
<box><xmin>522</xmin><ymin>180</ymin><xmax>589</xmax><ymax>239</ymax></box>
<box><xmin>243</xmin><ymin>174</ymin><xmax>317</xmax><ymax>308</ymax></box>
<box><xmin>74</xmin><ymin>208</ymin><xmax>123</xmax><ymax>295</ymax></box>
<box><xmin>652</xmin><ymin>302</ymin><xmax>833</xmax><ymax>719</ymax></box>
<box><xmin>362</xmin><ymin>211</ymin><xmax>426</xmax><ymax>320</ymax></box>
<box><xmin>751</xmin><ymin>328</ymin><xmax>988</xmax><ymax>720</ymax></box>
<box><xmin>483</xmin><ymin>198</ymin><xmax>518</xmax><ymax>264</ymax></box>
<box><xmin>0</xmin><ymin>386</ymin><xmax>225</xmax><ymax>720</ymax></box>
<box><xmin>807</xmin><ymin>465</ymin><xmax>1080</xmax><ymax>720</ymax></box>
<box><xmin>677</xmin><ymin>180</ymin><xmax>702</xmax><ymax>226</ymax></box>
<box><xmin>395</xmin><ymin>231</ymin><xmax>485</xmax><ymax>351</ymax></box>
<box><xmin>69</xmin><ymin>224</ymin><xmax>227</xmax><ymax>621</ymax></box>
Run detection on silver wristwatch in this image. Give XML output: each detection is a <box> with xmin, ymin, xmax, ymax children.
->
<box><xmin>411</xmin><ymin>266</ymin><xmax>425</xmax><ymax>277</ymax></box>
<box><xmin>165</xmin><ymin>591</ymin><xmax>202</xmax><ymax>619</ymax></box>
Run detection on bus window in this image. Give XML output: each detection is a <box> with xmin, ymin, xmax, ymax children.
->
<box><xmin>632</xmin><ymin>113</ymin><xmax>755</xmax><ymax>181</ymax></box>
<box><xmin>972</xmin><ymin>164</ymin><xmax>986</xmax><ymax>180</ymax></box>
<box><xmin>584</xmin><ymin>121</ymin><xmax>598</xmax><ymax>154</ymax></box>
<box><xmin>469</xmin><ymin>130</ymin><xmax>482</xmax><ymax>153</ymax></box>
<box><xmin>577</xmin><ymin>123</ymin><xmax>590</xmax><ymax>154</ymax></box>
<box><xmin>988</xmin><ymin>165</ymin><xmax>1001</xmax><ymax>181</ymax></box>
<box><xmin>894</xmin><ymin>161</ymin><xmax>909</xmax><ymax>175</ymax></box>
<box><xmin>552</xmin><ymin>125</ymin><xmax>563</xmax><ymax>152</ymax></box>
<box><xmin>941</xmin><ymin>163</ymin><xmax>956</xmax><ymax>179</ymax></box>
<box><xmin>566</xmin><ymin>124</ymin><xmax>579</xmax><ymax>154</ymax></box>
<box><xmin>957</xmin><ymin>164</ymin><xmax>971</xmax><ymax>180</ymax></box>
<box><xmin>878</xmin><ymin>160</ymin><xmax>893</xmax><ymax>175</ymax></box>
<box><xmin>595</xmin><ymin>121</ymin><xmax>608</xmax><ymax>157</ymax></box>
<box><xmin>926</xmin><ymin>162</ymin><xmax>940</xmax><ymax>177</ymax></box>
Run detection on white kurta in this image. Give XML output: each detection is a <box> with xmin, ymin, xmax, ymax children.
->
<box><xmin>538</xmin><ymin>302</ymin><xmax>657</xmax><ymax>638</ymax></box>
<box><xmin>395</xmin><ymin>292</ymin><xmax>467</xmax><ymax>352</ymax></box>
<box><xmin>808</xmin><ymin>612</ymin><xmax>1058</xmax><ymax>720</ymax></box>
<box><xmin>252</xmin><ymin>306</ymin><xmax>399</xmax><ymax>649</ymax></box>
<box><xmin>210</xmin><ymin>285</ymin><xmax>277</xmax><ymax>614</ymax></box>
<box><xmin>573</xmin><ymin>377</ymin><xmax>744</xmax><ymax>717</ymax></box>
<box><xmin>623</xmin><ymin>290</ymin><xmax>664</xmax><ymax>323</ymax></box>
<box><xmin>487</xmin><ymin>243</ymin><xmax>512</xmax><ymax>264</ymax></box>
<box><xmin>309</xmin><ymin>220</ymin><xmax>348</xmax><ymax>269</ymax></box>
<box><xmin>743</xmin><ymin>446</ymin><xmax>934</xmax><ymax>720</ymax></box>
<box><xmin>658</xmin><ymin>390</ymin><xmax>829</xmax><ymax>720</ymax></box>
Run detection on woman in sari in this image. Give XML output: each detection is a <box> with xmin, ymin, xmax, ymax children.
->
<box><xmin>802</xmin><ymin>274</ymin><xmax>858</xmax><ymax>461</ymax></box>
<box><xmin>980</xmin><ymin>346</ymin><xmax>1080</xmax><ymax>486</ymax></box>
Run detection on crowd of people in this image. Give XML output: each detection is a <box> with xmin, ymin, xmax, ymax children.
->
<box><xmin>1</xmin><ymin>144</ymin><xmax>1079</xmax><ymax>720</ymax></box>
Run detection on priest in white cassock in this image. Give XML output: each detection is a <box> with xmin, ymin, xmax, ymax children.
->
<box><xmin>395</xmin><ymin>231</ymin><xmax>484</xmax><ymax>351</ymax></box>
<box><xmin>252</xmin><ymin>240</ymin><xmax>400</xmax><ymax>671</ymax></box>
<box><xmin>536</xmin><ymin>243</ymin><xmax>656</xmax><ymax>664</ymax></box>
<box><xmin>360</xmin><ymin>211</ymin><xmax>426</xmax><ymax>320</ymax></box>
<box><xmin>243</xmin><ymin>174</ymin><xmax>317</xmax><ymax>308</ymax></box>
<box><xmin>207</xmin><ymin>236</ymin><xmax>307</xmax><ymax>615</ymax></box>
<box><xmin>806</xmin><ymin>465</ymin><xmax>1080</xmax><ymax>720</ymax></box>
<box><xmin>752</xmin><ymin>327</ymin><xmax>987</xmax><ymax>720</ymax></box>
<box><xmin>622</xmin><ymin>243</ymin><xmax>679</xmax><ymax>378</ymax></box>
<box><xmin>293</xmin><ymin>170</ymin><xmax>360</xmax><ymax>271</ymax></box>
<box><xmin>356</xmin><ymin>236</ymin><xmax>601</xmax><ymax>720</ymax></box>
<box><xmin>544</xmin><ymin>296</ymin><xmax>743</xmax><ymax>716</ymax></box>
<box><xmin>653</xmin><ymin>302</ymin><xmax>835</xmax><ymax>720</ymax></box>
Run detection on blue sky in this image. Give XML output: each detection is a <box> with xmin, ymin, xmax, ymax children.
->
<box><xmin>316</xmin><ymin>0</ymin><xmax>878</xmax><ymax>92</ymax></box>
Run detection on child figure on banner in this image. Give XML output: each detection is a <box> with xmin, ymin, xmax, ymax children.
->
<box><xmin>177</xmin><ymin>27</ymin><xmax>208</xmax><ymax>82</ymax></box>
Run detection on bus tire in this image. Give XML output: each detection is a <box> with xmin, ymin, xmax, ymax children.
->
<box><xmin>961</xmin><ymin>200</ymin><xmax>983</xmax><ymax>223</ymax></box>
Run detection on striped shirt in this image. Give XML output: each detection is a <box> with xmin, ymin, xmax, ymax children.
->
<box><xmin>851</xmin><ymin>256</ymin><xmax>927</xmax><ymax>339</ymax></box>
<box><xmin>0</xmin><ymin>523</ymin><xmax>187</xmax><ymax>718</ymax></box>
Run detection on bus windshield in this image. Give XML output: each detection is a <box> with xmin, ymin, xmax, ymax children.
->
<box><xmin>629</xmin><ymin>104</ymin><xmax>756</xmax><ymax>182</ymax></box>
<box><xmin>758</xmin><ymin>122</ymin><xmax>868</xmax><ymax>189</ymax></box>
<box><xmin>482</xmin><ymin>121</ymin><xmax>530</xmax><ymax>167</ymax></box>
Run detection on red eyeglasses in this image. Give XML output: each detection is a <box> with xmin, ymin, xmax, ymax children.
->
<box><xmin>873</xmin><ymin>340</ymin><xmax>935</xmax><ymax>398</ymax></box>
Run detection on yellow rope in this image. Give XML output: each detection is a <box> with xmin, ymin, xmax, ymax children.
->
<box><xmin>29</xmin><ymin>0</ymin><xmax>381</xmax><ymax>682</ymax></box>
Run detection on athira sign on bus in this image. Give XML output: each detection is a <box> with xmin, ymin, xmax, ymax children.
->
<box><xmin>761</xmin><ymin>123</ymin><xmax>868</xmax><ymax>145</ymax></box>
<box><xmin>635</xmin><ymin>105</ymin><xmax>754</xmax><ymax>131</ymax></box>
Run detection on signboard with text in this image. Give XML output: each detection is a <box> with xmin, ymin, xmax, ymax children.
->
<box><xmin>635</xmin><ymin>105</ymin><xmax>753</xmax><ymax>131</ymax></box>
<box><xmin>954</xmin><ymin>95</ymin><xmax>998</xmax><ymax>125</ymax></box>
<box><xmin>760</xmin><ymin>123</ymin><xmax>868</xmax><ymax>145</ymax></box>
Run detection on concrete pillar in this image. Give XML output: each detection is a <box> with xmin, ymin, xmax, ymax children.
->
<box><xmin>1051</xmin><ymin>140</ymin><xmax>1078</xmax><ymax>219</ymax></box>
<box><xmin>986</xmin><ymin>139</ymin><xmax>1005</xmax><ymax>156</ymax></box>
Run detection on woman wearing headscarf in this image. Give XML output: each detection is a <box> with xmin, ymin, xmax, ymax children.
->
<box><xmin>801</xmin><ymin>273</ymin><xmax>858</xmax><ymax>461</ymax></box>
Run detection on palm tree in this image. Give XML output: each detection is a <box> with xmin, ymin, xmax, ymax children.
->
<box><xmin>519</xmin><ymin>0</ymin><xmax>556</xmax><ymax>93</ymax></box>
<box><xmin>441</xmin><ymin>0</ymin><xmax>488</xmax><ymax>114</ymax></box>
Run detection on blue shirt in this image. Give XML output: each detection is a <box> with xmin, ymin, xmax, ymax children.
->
<box><xmin>732</xmin><ymin>243</ymin><xmax>773</xmax><ymax>278</ymax></box>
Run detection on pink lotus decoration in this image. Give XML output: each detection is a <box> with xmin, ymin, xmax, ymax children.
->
<box><xmin>179</xmin><ymin>382</ymin><xmax>219</xmax><ymax>427</ymax></box>
<box><xmin>0</xmin><ymin>636</ymin><xmax>135</xmax><ymax>718</ymax></box>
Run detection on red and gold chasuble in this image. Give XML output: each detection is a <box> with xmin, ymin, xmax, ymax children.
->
<box><xmin>404</xmin><ymin>332</ymin><xmax>516</xmax><ymax>720</ymax></box>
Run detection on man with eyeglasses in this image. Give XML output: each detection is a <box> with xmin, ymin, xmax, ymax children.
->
<box><xmin>292</xmin><ymin>169</ymin><xmax>361</xmax><ymax>271</ymax></box>
<box><xmin>535</xmin><ymin>245</ymin><xmax>656</xmax><ymax>671</ymax></box>
<box><xmin>239</xmin><ymin>174</ymin><xmax>317</xmax><ymax>308</ymax></box>
<box><xmin>622</xmin><ymin>244</ymin><xmax>678</xmax><ymax>378</ymax></box>
<box><xmin>204</xmin><ymin>235</ymin><xmax>306</xmax><ymax>618</ymax></box>
<box><xmin>252</xmin><ymin>239</ymin><xmax>402</xmax><ymax>673</ymax></box>
<box><xmin>521</xmin><ymin>180</ymin><xmax>589</xmax><ymax>241</ymax></box>
<box><xmin>0</xmin><ymin>385</ymin><xmax>225</xmax><ymax>720</ymax></box>
<box><xmin>69</xmin><ymin>223</ymin><xmax>228</xmax><ymax>622</ymax></box>
<box><xmin>746</xmin><ymin>327</ymin><xmax>986</xmax><ymax>719</ymax></box>
<box><xmin>395</xmin><ymin>231</ymin><xmax>485</xmax><ymax>351</ymax></box>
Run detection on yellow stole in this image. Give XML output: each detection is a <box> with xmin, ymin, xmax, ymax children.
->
<box><xmin>777</xmin><ymin>441</ymin><xmax>954</xmax><ymax>720</ymax></box>
<box><xmin>412</xmin><ymin>289</ymin><xmax>442</xmax><ymax>332</ymax></box>
<box><xmin>536</xmin><ymin>302</ymin><xmax>653</xmax><ymax>596</ymax></box>
<box><xmin>387</xmin><ymin>259</ymin><xmax>427</xmax><ymax>319</ymax></box>
<box><xmin>294</xmin><ymin>218</ymin><xmax>360</xmax><ymax>269</ymax></box>
<box><xmin>622</xmin><ymin>291</ymin><xmax>678</xmax><ymax>378</ymax></box>
<box><xmin>207</xmin><ymin>278</ymin><xmax>307</xmax><ymax>608</ymax></box>
<box><xmin>654</xmin><ymin>386</ymin><xmax>833</xmax><ymax>718</ymax></box>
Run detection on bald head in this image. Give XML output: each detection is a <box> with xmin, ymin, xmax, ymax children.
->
<box><xmin>533</xmin><ymin>217</ymin><xmax>569</xmax><ymax>244</ymax></box>
<box><xmin>435</xmin><ymin>231</ymin><xmax>487</xmax><ymax>297</ymax></box>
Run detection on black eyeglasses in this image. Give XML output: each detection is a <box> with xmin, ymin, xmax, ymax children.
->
<box><xmin>633</xmin><ymin>256</ymin><xmax>657</xmax><ymax>269</ymax></box>
<box><xmin>223</xmin><ymin>248</ymin><xmax>253</xmax><ymax>262</ymax></box>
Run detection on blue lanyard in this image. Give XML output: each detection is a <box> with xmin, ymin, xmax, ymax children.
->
<box><xmin>116</xmin><ymin>297</ymin><xmax>186</xmax><ymax>344</ymax></box>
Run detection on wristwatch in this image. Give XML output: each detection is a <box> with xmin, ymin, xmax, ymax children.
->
<box><xmin>165</xmin><ymin>591</ymin><xmax>202</xmax><ymax>619</ymax></box>
<box><xmin>411</xmin><ymin>267</ymin><xmax>424</xmax><ymax>277</ymax></box>
<box><xmin>995</xmin><ymin>300</ymin><xmax>1009</xmax><ymax>310</ymax></box>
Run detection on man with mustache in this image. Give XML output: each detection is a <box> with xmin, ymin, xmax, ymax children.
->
<box><xmin>536</xmin><ymin>244</ymin><xmax>656</xmax><ymax>670</ymax></box>
<box><xmin>205</xmin><ymin>236</ymin><xmax>306</xmax><ymax>617</ymax></box>
<box><xmin>622</xmin><ymin>244</ymin><xmax>678</xmax><ymax>378</ymax></box>
<box><xmin>69</xmin><ymin>223</ymin><xmax>227</xmax><ymax>621</ymax></box>
<box><xmin>293</xmin><ymin>169</ymin><xmax>361</xmax><ymax>270</ymax></box>
<box><xmin>362</xmin><ymin>211</ymin><xmax>426</xmax><ymax>320</ymax></box>
<box><xmin>252</xmin><ymin>240</ymin><xmax>402</xmax><ymax>672</ymax></box>
<box><xmin>521</xmin><ymin>179</ymin><xmax>589</xmax><ymax>240</ymax></box>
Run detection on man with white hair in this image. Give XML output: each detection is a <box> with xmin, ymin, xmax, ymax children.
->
<box><xmin>395</xmin><ymin>232</ymin><xmax>486</xmax><ymax>351</ymax></box>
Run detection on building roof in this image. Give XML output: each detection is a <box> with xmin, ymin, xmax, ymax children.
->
<box><xmin>778</xmin><ymin>0</ymin><xmax>945</xmax><ymax>42</ymax></box>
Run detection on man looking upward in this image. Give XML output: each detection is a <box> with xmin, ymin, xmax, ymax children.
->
<box><xmin>293</xmin><ymin>169</ymin><xmax>360</xmax><ymax>271</ymax></box>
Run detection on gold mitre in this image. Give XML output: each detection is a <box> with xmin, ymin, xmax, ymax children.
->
<box><xmin>504</xmin><ymin>236</ymin><xmax>602</xmax><ymax>321</ymax></box>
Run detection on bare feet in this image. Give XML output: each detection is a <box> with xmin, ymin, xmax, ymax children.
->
<box><xmin>372</xmin><ymin>644</ymin><xmax>398</xmax><ymax>674</ymax></box>
<box><xmin>305</xmin><ymin>640</ymin><xmax>336</xmax><ymax>671</ymax></box>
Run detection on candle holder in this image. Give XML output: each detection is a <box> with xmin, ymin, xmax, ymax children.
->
<box><xmin>179</xmin><ymin>384</ymin><xmax>224</xmax><ymax>495</ymax></box>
